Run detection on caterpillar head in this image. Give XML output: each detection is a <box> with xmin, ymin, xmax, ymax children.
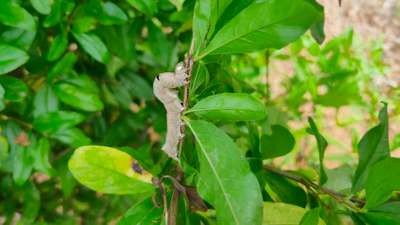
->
<box><xmin>175</xmin><ymin>62</ymin><xmax>186</xmax><ymax>74</ymax></box>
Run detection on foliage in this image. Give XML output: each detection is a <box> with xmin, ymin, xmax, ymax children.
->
<box><xmin>0</xmin><ymin>0</ymin><xmax>399</xmax><ymax>225</ymax></box>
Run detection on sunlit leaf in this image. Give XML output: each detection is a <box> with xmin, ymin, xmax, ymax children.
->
<box><xmin>69</xmin><ymin>145</ymin><xmax>154</xmax><ymax>195</ymax></box>
<box><xmin>353</xmin><ymin>104</ymin><xmax>390</xmax><ymax>193</ymax></box>
<box><xmin>187</xmin><ymin>120</ymin><xmax>263</xmax><ymax>225</ymax></box>
<box><xmin>187</xmin><ymin>93</ymin><xmax>266</xmax><ymax>122</ymax></box>
<box><xmin>0</xmin><ymin>44</ymin><xmax>29</xmax><ymax>75</ymax></box>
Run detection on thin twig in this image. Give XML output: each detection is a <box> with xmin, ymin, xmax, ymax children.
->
<box><xmin>166</xmin><ymin>168</ymin><xmax>184</xmax><ymax>225</ymax></box>
<box><xmin>264</xmin><ymin>165</ymin><xmax>365</xmax><ymax>211</ymax></box>
<box><xmin>178</xmin><ymin>39</ymin><xmax>195</xmax><ymax>156</ymax></box>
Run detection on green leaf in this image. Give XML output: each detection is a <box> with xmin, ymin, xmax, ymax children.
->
<box><xmin>30</xmin><ymin>0</ymin><xmax>52</xmax><ymax>15</ymax></box>
<box><xmin>147</xmin><ymin>21</ymin><xmax>175</xmax><ymax>68</ymax></box>
<box><xmin>54</xmin><ymin>82</ymin><xmax>104</xmax><ymax>112</ymax></box>
<box><xmin>43</xmin><ymin>0</ymin><xmax>74</xmax><ymax>27</ymax></box>
<box><xmin>100</xmin><ymin>2</ymin><xmax>128</xmax><ymax>25</ymax></box>
<box><xmin>364</xmin><ymin>202</ymin><xmax>400</xmax><ymax>225</ymax></box>
<box><xmin>353</xmin><ymin>104</ymin><xmax>390</xmax><ymax>193</ymax></box>
<box><xmin>117</xmin><ymin>197</ymin><xmax>163</xmax><ymax>225</ymax></box>
<box><xmin>48</xmin><ymin>52</ymin><xmax>77</xmax><ymax>81</ymax></box>
<box><xmin>12</xmin><ymin>144</ymin><xmax>33</xmax><ymax>185</ymax></box>
<box><xmin>51</xmin><ymin>127</ymin><xmax>91</xmax><ymax>148</ymax></box>
<box><xmin>310</xmin><ymin>16</ymin><xmax>325</xmax><ymax>44</ymax></box>
<box><xmin>197</xmin><ymin>0</ymin><xmax>323</xmax><ymax>58</ymax></box>
<box><xmin>73</xmin><ymin>32</ymin><xmax>110</xmax><ymax>63</ymax></box>
<box><xmin>0</xmin><ymin>84</ymin><xmax>5</xmax><ymax>111</ymax></box>
<box><xmin>0</xmin><ymin>135</ymin><xmax>9</xmax><ymax>163</ymax></box>
<box><xmin>263</xmin><ymin>202</ymin><xmax>324</xmax><ymax>225</ymax></box>
<box><xmin>54</xmin><ymin>152</ymin><xmax>76</xmax><ymax>197</ymax></box>
<box><xmin>365</xmin><ymin>157</ymin><xmax>400</xmax><ymax>208</ymax></box>
<box><xmin>169</xmin><ymin>0</ymin><xmax>185</xmax><ymax>11</ymax></box>
<box><xmin>307</xmin><ymin>118</ymin><xmax>328</xmax><ymax>185</ymax></box>
<box><xmin>187</xmin><ymin>120</ymin><xmax>263</xmax><ymax>225</ymax></box>
<box><xmin>261</xmin><ymin>125</ymin><xmax>295</xmax><ymax>159</ymax></box>
<box><xmin>68</xmin><ymin>145</ymin><xmax>154</xmax><ymax>195</ymax></box>
<box><xmin>20</xmin><ymin>181</ymin><xmax>40</xmax><ymax>223</ymax></box>
<box><xmin>125</xmin><ymin>0</ymin><xmax>157</xmax><ymax>16</ymax></box>
<box><xmin>32</xmin><ymin>138</ymin><xmax>54</xmax><ymax>176</ymax></box>
<box><xmin>190</xmin><ymin>62</ymin><xmax>209</xmax><ymax>94</ymax></box>
<box><xmin>33</xmin><ymin>111</ymin><xmax>85</xmax><ymax>133</ymax></box>
<box><xmin>47</xmin><ymin>34</ymin><xmax>68</xmax><ymax>61</ymax></box>
<box><xmin>264</xmin><ymin>171</ymin><xmax>307</xmax><ymax>207</ymax></box>
<box><xmin>0</xmin><ymin>76</ymin><xmax>28</xmax><ymax>102</ymax></box>
<box><xmin>1</xmin><ymin>27</ymin><xmax>36</xmax><ymax>51</ymax></box>
<box><xmin>192</xmin><ymin>0</ymin><xmax>212</xmax><ymax>54</ymax></box>
<box><xmin>300</xmin><ymin>208</ymin><xmax>320</xmax><ymax>225</ymax></box>
<box><xmin>0</xmin><ymin>44</ymin><xmax>29</xmax><ymax>75</ymax></box>
<box><xmin>187</xmin><ymin>93</ymin><xmax>266</xmax><ymax>122</ymax></box>
<box><xmin>119</xmin><ymin>72</ymin><xmax>153</xmax><ymax>101</ymax></box>
<box><xmin>33</xmin><ymin>84</ymin><xmax>59</xmax><ymax>118</ymax></box>
<box><xmin>192</xmin><ymin>0</ymin><xmax>235</xmax><ymax>53</ymax></box>
<box><xmin>0</xmin><ymin>1</ymin><xmax>36</xmax><ymax>31</ymax></box>
<box><xmin>323</xmin><ymin>165</ymin><xmax>353</xmax><ymax>195</ymax></box>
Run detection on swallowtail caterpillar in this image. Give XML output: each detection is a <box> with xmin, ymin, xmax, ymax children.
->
<box><xmin>153</xmin><ymin>62</ymin><xmax>188</xmax><ymax>160</ymax></box>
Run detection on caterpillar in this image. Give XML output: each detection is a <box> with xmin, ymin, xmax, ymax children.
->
<box><xmin>153</xmin><ymin>62</ymin><xmax>187</xmax><ymax>160</ymax></box>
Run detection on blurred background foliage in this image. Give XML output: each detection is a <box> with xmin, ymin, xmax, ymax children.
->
<box><xmin>0</xmin><ymin>0</ymin><xmax>399</xmax><ymax>224</ymax></box>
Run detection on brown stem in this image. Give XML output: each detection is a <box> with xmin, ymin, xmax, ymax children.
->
<box><xmin>264</xmin><ymin>165</ymin><xmax>365</xmax><ymax>211</ymax></box>
<box><xmin>166</xmin><ymin>168</ymin><xmax>184</xmax><ymax>225</ymax></box>
<box><xmin>178</xmin><ymin>39</ymin><xmax>195</xmax><ymax>156</ymax></box>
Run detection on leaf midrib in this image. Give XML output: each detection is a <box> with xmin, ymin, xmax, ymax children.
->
<box><xmin>187</xmin><ymin>121</ymin><xmax>240</xmax><ymax>225</ymax></box>
<box><xmin>199</xmin><ymin>0</ymin><xmax>319</xmax><ymax>58</ymax></box>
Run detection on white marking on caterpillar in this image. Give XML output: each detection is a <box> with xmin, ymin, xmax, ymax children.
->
<box><xmin>153</xmin><ymin>62</ymin><xmax>187</xmax><ymax>160</ymax></box>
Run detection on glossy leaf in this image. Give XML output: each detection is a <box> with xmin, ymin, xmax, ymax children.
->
<box><xmin>261</xmin><ymin>125</ymin><xmax>295</xmax><ymax>159</ymax></box>
<box><xmin>33</xmin><ymin>85</ymin><xmax>59</xmax><ymax>118</ymax></box>
<box><xmin>187</xmin><ymin>120</ymin><xmax>263</xmax><ymax>225</ymax></box>
<box><xmin>0</xmin><ymin>135</ymin><xmax>9</xmax><ymax>163</ymax></box>
<box><xmin>0</xmin><ymin>44</ymin><xmax>29</xmax><ymax>75</ymax></box>
<box><xmin>30</xmin><ymin>0</ymin><xmax>52</xmax><ymax>15</ymax></box>
<box><xmin>32</xmin><ymin>138</ymin><xmax>54</xmax><ymax>176</ymax></box>
<box><xmin>125</xmin><ymin>0</ymin><xmax>157</xmax><ymax>16</ymax></box>
<box><xmin>169</xmin><ymin>0</ymin><xmax>185</xmax><ymax>11</ymax></box>
<box><xmin>1</xmin><ymin>28</ymin><xmax>36</xmax><ymax>51</ymax></box>
<box><xmin>190</xmin><ymin>62</ymin><xmax>209</xmax><ymax>94</ymax></box>
<box><xmin>12</xmin><ymin>144</ymin><xmax>33</xmax><ymax>185</ymax></box>
<box><xmin>323</xmin><ymin>165</ymin><xmax>353</xmax><ymax>194</ymax></box>
<box><xmin>0</xmin><ymin>76</ymin><xmax>28</xmax><ymax>102</ymax></box>
<box><xmin>33</xmin><ymin>111</ymin><xmax>85</xmax><ymax>133</ymax></box>
<box><xmin>0</xmin><ymin>1</ymin><xmax>36</xmax><ymax>31</ymax></box>
<box><xmin>198</xmin><ymin>0</ymin><xmax>323</xmax><ymax>58</ymax></box>
<box><xmin>119</xmin><ymin>72</ymin><xmax>153</xmax><ymax>100</ymax></box>
<box><xmin>187</xmin><ymin>93</ymin><xmax>266</xmax><ymax>122</ymax></box>
<box><xmin>264</xmin><ymin>171</ymin><xmax>307</xmax><ymax>207</ymax></box>
<box><xmin>263</xmin><ymin>202</ymin><xmax>324</xmax><ymax>225</ymax></box>
<box><xmin>192</xmin><ymin>0</ymin><xmax>212</xmax><ymax>53</ymax></box>
<box><xmin>365</xmin><ymin>157</ymin><xmax>400</xmax><ymax>208</ymax></box>
<box><xmin>47</xmin><ymin>34</ymin><xmax>68</xmax><ymax>61</ymax></box>
<box><xmin>51</xmin><ymin>127</ymin><xmax>91</xmax><ymax>148</ymax></box>
<box><xmin>48</xmin><ymin>52</ymin><xmax>77</xmax><ymax>81</ymax></box>
<box><xmin>300</xmin><ymin>208</ymin><xmax>320</xmax><ymax>225</ymax></box>
<box><xmin>353</xmin><ymin>104</ymin><xmax>390</xmax><ymax>193</ymax></box>
<box><xmin>73</xmin><ymin>32</ymin><xmax>110</xmax><ymax>63</ymax></box>
<box><xmin>100</xmin><ymin>2</ymin><xmax>128</xmax><ymax>25</ymax></box>
<box><xmin>307</xmin><ymin>118</ymin><xmax>328</xmax><ymax>185</ymax></box>
<box><xmin>117</xmin><ymin>197</ymin><xmax>163</xmax><ymax>225</ymax></box>
<box><xmin>54</xmin><ymin>82</ymin><xmax>104</xmax><ymax>112</ymax></box>
<box><xmin>364</xmin><ymin>202</ymin><xmax>400</xmax><ymax>225</ymax></box>
<box><xmin>68</xmin><ymin>145</ymin><xmax>154</xmax><ymax>195</ymax></box>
